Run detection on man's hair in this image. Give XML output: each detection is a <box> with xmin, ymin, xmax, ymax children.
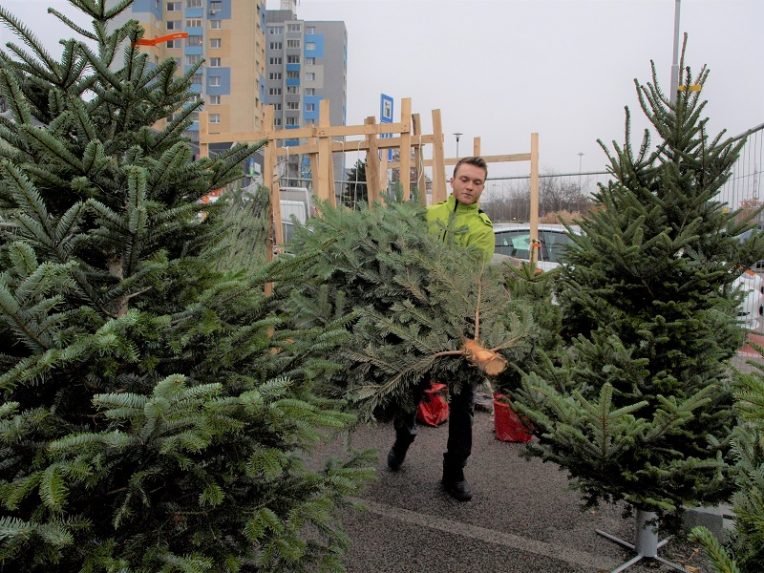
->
<box><xmin>453</xmin><ymin>156</ymin><xmax>488</xmax><ymax>179</ymax></box>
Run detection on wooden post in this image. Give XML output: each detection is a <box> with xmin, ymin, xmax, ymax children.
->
<box><xmin>317</xmin><ymin>99</ymin><xmax>332</xmax><ymax>204</ymax></box>
<box><xmin>431</xmin><ymin>109</ymin><xmax>447</xmax><ymax>203</ymax></box>
<box><xmin>379</xmin><ymin>151</ymin><xmax>388</xmax><ymax>199</ymax></box>
<box><xmin>412</xmin><ymin>113</ymin><xmax>427</xmax><ymax>206</ymax></box>
<box><xmin>309</xmin><ymin>148</ymin><xmax>319</xmax><ymax>197</ymax></box>
<box><xmin>263</xmin><ymin>106</ymin><xmax>283</xmax><ymax>252</ymax></box>
<box><xmin>473</xmin><ymin>136</ymin><xmax>481</xmax><ymax>157</ymax></box>
<box><xmin>399</xmin><ymin>98</ymin><xmax>412</xmax><ymax>201</ymax></box>
<box><xmin>198</xmin><ymin>111</ymin><xmax>209</xmax><ymax>159</ymax></box>
<box><xmin>529</xmin><ymin>132</ymin><xmax>540</xmax><ymax>265</ymax></box>
<box><xmin>365</xmin><ymin>116</ymin><xmax>380</xmax><ymax>204</ymax></box>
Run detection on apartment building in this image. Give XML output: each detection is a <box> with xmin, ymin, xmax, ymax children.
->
<box><xmin>265</xmin><ymin>3</ymin><xmax>348</xmax><ymax>191</ymax></box>
<box><xmin>113</xmin><ymin>0</ymin><xmax>267</xmax><ymax>163</ymax></box>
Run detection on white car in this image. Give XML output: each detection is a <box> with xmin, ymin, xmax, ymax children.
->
<box><xmin>493</xmin><ymin>223</ymin><xmax>764</xmax><ymax>330</ymax></box>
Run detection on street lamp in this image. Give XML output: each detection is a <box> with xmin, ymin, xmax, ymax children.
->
<box><xmin>577</xmin><ymin>152</ymin><xmax>584</xmax><ymax>190</ymax></box>
<box><xmin>453</xmin><ymin>132</ymin><xmax>463</xmax><ymax>158</ymax></box>
<box><xmin>669</xmin><ymin>0</ymin><xmax>681</xmax><ymax>104</ymax></box>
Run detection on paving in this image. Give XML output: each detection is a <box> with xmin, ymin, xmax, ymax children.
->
<box><xmin>320</xmin><ymin>410</ymin><xmax>717</xmax><ymax>573</ymax></box>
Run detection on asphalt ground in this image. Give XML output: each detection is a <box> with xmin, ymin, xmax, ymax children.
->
<box><xmin>317</xmin><ymin>408</ymin><xmax>716</xmax><ymax>573</ymax></box>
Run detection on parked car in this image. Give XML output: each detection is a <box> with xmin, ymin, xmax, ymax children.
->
<box><xmin>493</xmin><ymin>223</ymin><xmax>764</xmax><ymax>330</ymax></box>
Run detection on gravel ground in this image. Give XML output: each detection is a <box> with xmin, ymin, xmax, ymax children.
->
<box><xmin>314</xmin><ymin>410</ymin><xmax>718</xmax><ymax>573</ymax></box>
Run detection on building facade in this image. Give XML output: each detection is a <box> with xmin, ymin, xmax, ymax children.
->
<box><xmin>265</xmin><ymin>6</ymin><xmax>347</xmax><ymax>191</ymax></box>
<box><xmin>112</xmin><ymin>0</ymin><xmax>267</xmax><ymax>155</ymax></box>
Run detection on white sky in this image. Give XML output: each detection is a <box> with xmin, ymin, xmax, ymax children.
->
<box><xmin>2</xmin><ymin>0</ymin><xmax>763</xmax><ymax>180</ymax></box>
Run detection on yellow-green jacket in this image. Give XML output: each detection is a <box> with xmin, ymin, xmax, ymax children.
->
<box><xmin>426</xmin><ymin>195</ymin><xmax>495</xmax><ymax>262</ymax></box>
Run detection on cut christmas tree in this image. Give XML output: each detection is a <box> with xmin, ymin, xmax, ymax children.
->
<box><xmin>514</xmin><ymin>42</ymin><xmax>764</xmax><ymax>572</ymax></box>
<box><xmin>0</xmin><ymin>2</ymin><xmax>371</xmax><ymax>571</ymax></box>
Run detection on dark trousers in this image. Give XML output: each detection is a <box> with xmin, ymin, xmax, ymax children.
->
<box><xmin>393</xmin><ymin>380</ymin><xmax>475</xmax><ymax>477</ymax></box>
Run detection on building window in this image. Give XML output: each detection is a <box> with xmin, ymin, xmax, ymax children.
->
<box><xmin>274</xmin><ymin>103</ymin><xmax>282</xmax><ymax>111</ymax></box>
<box><xmin>210</xmin><ymin>38</ymin><xmax>222</xmax><ymax>48</ymax></box>
<box><xmin>305</xmin><ymin>42</ymin><xmax>316</xmax><ymax>51</ymax></box>
<box><xmin>287</xmin><ymin>39</ymin><xmax>300</xmax><ymax>49</ymax></box>
<box><xmin>269</xmin><ymin>57</ymin><xmax>282</xmax><ymax>65</ymax></box>
<box><xmin>274</xmin><ymin>117</ymin><xmax>282</xmax><ymax>126</ymax></box>
<box><xmin>305</xmin><ymin>57</ymin><xmax>316</xmax><ymax>65</ymax></box>
<box><xmin>186</xmin><ymin>18</ymin><xmax>201</xmax><ymax>27</ymax></box>
<box><xmin>269</xmin><ymin>26</ymin><xmax>282</xmax><ymax>35</ymax></box>
<box><xmin>269</xmin><ymin>72</ymin><xmax>282</xmax><ymax>80</ymax></box>
<box><xmin>192</xmin><ymin>73</ymin><xmax>202</xmax><ymax>85</ymax></box>
<box><xmin>305</xmin><ymin>103</ymin><xmax>315</xmax><ymax>112</ymax></box>
<box><xmin>287</xmin><ymin>101</ymin><xmax>299</xmax><ymax>110</ymax></box>
<box><xmin>209</xmin><ymin>57</ymin><xmax>221</xmax><ymax>67</ymax></box>
<box><xmin>286</xmin><ymin>70</ymin><xmax>299</xmax><ymax>80</ymax></box>
<box><xmin>187</xmin><ymin>35</ymin><xmax>202</xmax><ymax>47</ymax></box>
<box><xmin>186</xmin><ymin>55</ymin><xmax>202</xmax><ymax>65</ymax></box>
<box><xmin>210</xmin><ymin>19</ymin><xmax>221</xmax><ymax>29</ymax></box>
<box><xmin>166</xmin><ymin>20</ymin><xmax>181</xmax><ymax>30</ymax></box>
<box><xmin>269</xmin><ymin>42</ymin><xmax>282</xmax><ymax>50</ymax></box>
<box><xmin>286</xmin><ymin>85</ymin><xmax>299</xmax><ymax>95</ymax></box>
<box><xmin>305</xmin><ymin>72</ymin><xmax>315</xmax><ymax>81</ymax></box>
<box><xmin>286</xmin><ymin>55</ymin><xmax>300</xmax><ymax>64</ymax></box>
<box><xmin>285</xmin><ymin>116</ymin><xmax>297</xmax><ymax>126</ymax></box>
<box><xmin>209</xmin><ymin>76</ymin><xmax>221</xmax><ymax>87</ymax></box>
<box><xmin>209</xmin><ymin>1</ymin><xmax>222</xmax><ymax>15</ymax></box>
<box><xmin>209</xmin><ymin>113</ymin><xmax>220</xmax><ymax>124</ymax></box>
<box><xmin>166</xmin><ymin>1</ymin><xmax>181</xmax><ymax>10</ymax></box>
<box><xmin>186</xmin><ymin>0</ymin><xmax>201</xmax><ymax>7</ymax></box>
<box><xmin>209</xmin><ymin>95</ymin><xmax>221</xmax><ymax>105</ymax></box>
<box><xmin>305</xmin><ymin>26</ymin><xmax>316</xmax><ymax>34</ymax></box>
<box><xmin>269</xmin><ymin>87</ymin><xmax>281</xmax><ymax>96</ymax></box>
<box><xmin>287</xmin><ymin>23</ymin><xmax>301</xmax><ymax>32</ymax></box>
<box><xmin>166</xmin><ymin>39</ymin><xmax>179</xmax><ymax>48</ymax></box>
<box><xmin>305</xmin><ymin>88</ymin><xmax>316</xmax><ymax>96</ymax></box>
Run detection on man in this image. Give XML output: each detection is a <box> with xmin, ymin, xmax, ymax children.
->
<box><xmin>387</xmin><ymin>156</ymin><xmax>494</xmax><ymax>502</ymax></box>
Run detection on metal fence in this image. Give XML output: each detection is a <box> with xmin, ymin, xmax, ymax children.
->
<box><xmin>720</xmin><ymin>122</ymin><xmax>764</xmax><ymax>216</ymax></box>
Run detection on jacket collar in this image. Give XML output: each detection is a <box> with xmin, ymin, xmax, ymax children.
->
<box><xmin>447</xmin><ymin>194</ymin><xmax>480</xmax><ymax>213</ymax></box>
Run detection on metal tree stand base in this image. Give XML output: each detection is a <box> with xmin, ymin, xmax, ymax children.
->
<box><xmin>596</xmin><ymin>510</ymin><xmax>691</xmax><ymax>573</ymax></box>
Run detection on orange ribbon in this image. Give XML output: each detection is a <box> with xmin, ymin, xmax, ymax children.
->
<box><xmin>133</xmin><ymin>32</ymin><xmax>189</xmax><ymax>46</ymax></box>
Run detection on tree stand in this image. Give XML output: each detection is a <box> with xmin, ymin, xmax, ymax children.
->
<box><xmin>595</xmin><ymin>510</ymin><xmax>690</xmax><ymax>573</ymax></box>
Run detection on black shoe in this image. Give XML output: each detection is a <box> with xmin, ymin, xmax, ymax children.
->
<box><xmin>442</xmin><ymin>478</ymin><xmax>472</xmax><ymax>501</ymax></box>
<box><xmin>387</xmin><ymin>447</ymin><xmax>406</xmax><ymax>471</ymax></box>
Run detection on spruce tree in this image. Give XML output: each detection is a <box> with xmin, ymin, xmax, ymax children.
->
<box><xmin>691</xmin><ymin>348</ymin><xmax>764</xmax><ymax>573</ymax></box>
<box><xmin>270</xmin><ymin>201</ymin><xmax>531</xmax><ymax>415</ymax></box>
<box><xmin>515</xmin><ymin>49</ymin><xmax>764</xmax><ymax>535</ymax></box>
<box><xmin>0</xmin><ymin>2</ymin><xmax>371</xmax><ymax>571</ymax></box>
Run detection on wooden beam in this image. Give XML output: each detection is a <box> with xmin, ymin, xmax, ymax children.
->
<box><xmin>365</xmin><ymin>116</ymin><xmax>380</xmax><ymax>204</ymax></box>
<box><xmin>317</xmin><ymin>99</ymin><xmax>332</xmax><ymax>204</ymax></box>
<box><xmin>198</xmin><ymin>120</ymin><xmax>409</xmax><ymax>145</ymax></box>
<box><xmin>274</xmin><ymin>134</ymin><xmax>435</xmax><ymax>155</ymax></box>
<box><xmin>412</xmin><ymin>113</ymin><xmax>427</xmax><ymax>206</ymax></box>
<box><xmin>263</xmin><ymin>106</ymin><xmax>278</xmax><ymax>261</ymax></box>
<box><xmin>423</xmin><ymin>152</ymin><xmax>532</xmax><ymax>168</ymax></box>
<box><xmin>529</xmin><ymin>132</ymin><xmax>540</xmax><ymax>265</ymax></box>
<box><xmin>399</xmin><ymin>97</ymin><xmax>412</xmax><ymax>201</ymax></box>
<box><xmin>198</xmin><ymin>111</ymin><xmax>209</xmax><ymax>159</ymax></box>
<box><xmin>431</xmin><ymin>109</ymin><xmax>447</xmax><ymax>203</ymax></box>
<box><xmin>473</xmin><ymin>136</ymin><xmax>481</xmax><ymax>156</ymax></box>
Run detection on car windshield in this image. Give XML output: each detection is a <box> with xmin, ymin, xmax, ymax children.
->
<box><xmin>494</xmin><ymin>228</ymin><xmax>575</xmax><ymax>263</ymax></box>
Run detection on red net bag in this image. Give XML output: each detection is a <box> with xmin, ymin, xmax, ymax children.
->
<box><xmin>416</xmin><ymin>382</ymin><xmax>449</xmax><ymax>427</ymax></box>
<box><xmin>493</xmin><ymin>393</ymin><xmax>532</xmax><ymax>443</ymax></box>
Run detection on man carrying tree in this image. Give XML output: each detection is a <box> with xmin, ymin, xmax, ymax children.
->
<box><xmin>387</xmin><ymin>156</ymin><xmax>494</xmax><ymax>502</ymax></box>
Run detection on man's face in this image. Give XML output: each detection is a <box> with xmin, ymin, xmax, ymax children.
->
<box><xmin>450</xmin><ymin>163</ymin><xmax>487</xmax><ymax>205</ymax></box>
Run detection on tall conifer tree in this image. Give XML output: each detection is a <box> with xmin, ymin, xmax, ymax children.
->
<box><xmin>0</xmin><ymin>2</ymin><xmax>370</xmax><ymax>571</ymax></box>
<box><xmin>515</xmin><ymin>48</ymin><xmax>764</xmax><ymax>544</ymax></box>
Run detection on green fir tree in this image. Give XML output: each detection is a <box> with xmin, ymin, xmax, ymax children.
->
<box><xmin>691</xmin><ymin>347</ymin><xmax>764</xmax><ymax>573</ymax></box>
<box><xmin>0</xmin><ymin>2</ymin><xmax>371</xmax><ymax>572</ymax></box>
<box><xmin>270</xmin><ymin>201</ymin><xmax>531</xmax><ymax>416</ymax></box>
<box><xmin>515</xmin><ymin>50</ymin><xmax>764</xmax><ymax>526</ymax></box>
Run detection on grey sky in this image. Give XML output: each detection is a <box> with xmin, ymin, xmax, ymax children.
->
<box><xmin>3</xmin><ymin>0</ymin><xmax>763</xmax><ymax>181</ymax></box>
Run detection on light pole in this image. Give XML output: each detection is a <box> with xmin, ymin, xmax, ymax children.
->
<box><xmin>454</xmin><ymin>132</ymin><xmax>463</xmax><ymax>159</ymax></box>
<box><xmin>669</xmin><ymin>0</ymin><xmax>681</xmax><ymax>104</ymax></box>
<box><xmin>577</xmin><ymin>152</ymin><xmax>584</xmax><ymax>190</ymax></box>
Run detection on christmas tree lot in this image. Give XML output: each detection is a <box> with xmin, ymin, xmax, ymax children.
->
<box><xmin>0</xmin><ymin>2</ymin><xmax>374</xmax><ymax>572</ymax></box>
<box><xmin>513</xmin><ymin>44</ymin><xmax>764</xmax><ymax>569</ymax></box>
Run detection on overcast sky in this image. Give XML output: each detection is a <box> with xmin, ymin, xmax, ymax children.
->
<box><xmin>3</xmin><ymin>0</ymin><xmax>763</xmax><ymax>181</ymax></box>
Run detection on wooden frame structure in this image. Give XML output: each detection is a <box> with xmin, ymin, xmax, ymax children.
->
<box><xmin>198</xmin><ymin>99</ymin><xmax>541</xmax><ymax>262</ymax></box>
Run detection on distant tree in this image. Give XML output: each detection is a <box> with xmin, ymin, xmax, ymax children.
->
<box><xmin>342</xmin><ymin>159</ymin><xmax>367</xmax><ymax>208</ymax></box>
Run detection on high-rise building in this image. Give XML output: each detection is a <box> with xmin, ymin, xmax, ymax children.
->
<box><xmin>111</xmin><ymin>0</ymin><xmax>267</xmax><ymax>160</ymax></box>
<box><xmin>265</xmin><ymin>6</ymin><xmax>347</xmax><ymax>191</ymax></box>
